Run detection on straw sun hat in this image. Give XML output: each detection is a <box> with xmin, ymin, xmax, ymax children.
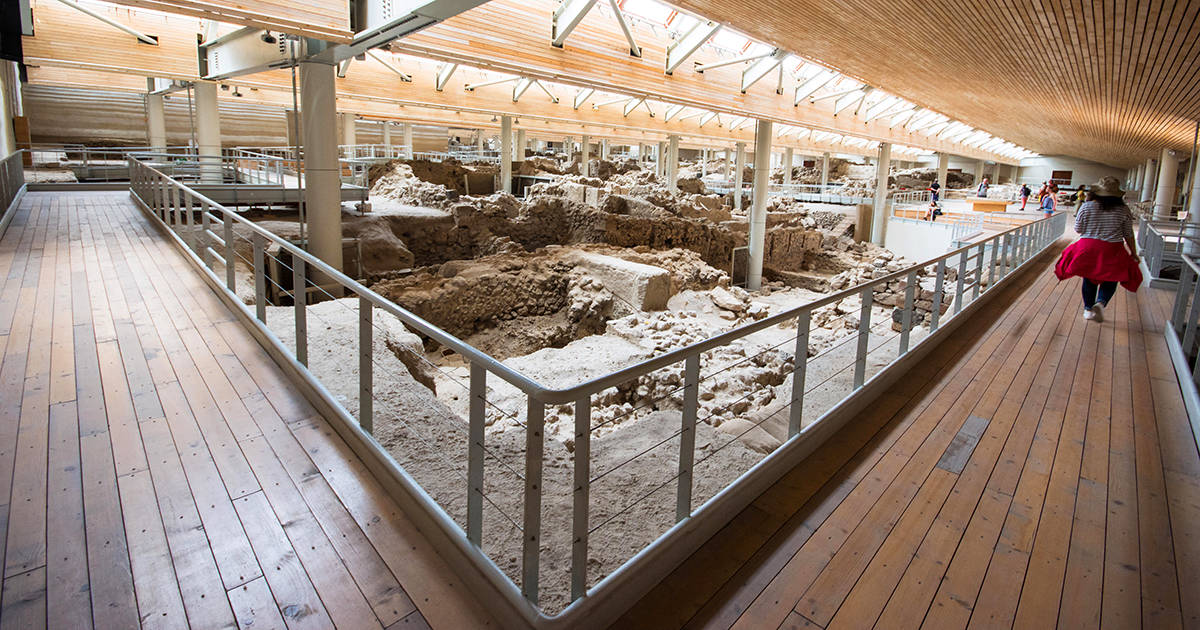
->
<box><xmin>1089</xmin><ymin>175</ymin><xmax>1125</xmax><ymax>198</ymax></box>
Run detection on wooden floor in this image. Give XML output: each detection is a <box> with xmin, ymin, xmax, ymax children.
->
<box><xmin>0</xmin><ymin>192</ymin><xmax>499</xmax><ymax>629</ymax></box>
<box><xmin>622</xmin><ymin>240</ymin><xmax>1200</xmax><ymax>629</ymax></box>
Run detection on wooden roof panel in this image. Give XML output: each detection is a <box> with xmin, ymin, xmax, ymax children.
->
<box><xmin>667</xmin><ymin>0</ymin><xmax>1200</xmax><ymax>167</ymax></box>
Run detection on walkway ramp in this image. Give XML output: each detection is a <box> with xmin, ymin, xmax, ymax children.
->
<box><xmin>620</xmin><ymin>241</ymin><xmax>1200</xmax><ymax>629</ymax></box>
<box><xmin>0</xmin><ymin>191</ymin><xmax>497</xmax><ymax>629</ymax></box>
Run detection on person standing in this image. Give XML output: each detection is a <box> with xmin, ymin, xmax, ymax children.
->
<box><xmin>929</xmin><ymin>180</ymin><xmax>941</xmax><ymax>204</ymax></box>
<box><xmin>1054</xmin><ymin>176</ymin><xmax>1142</xmax><ymax>322</ymax></box>
<box><xmin>1020</xmin><ymin>183</ymin><xmax>1032</xmax><ymax>210</ymax></box>
<box><xmin>976</xmin><ymin>177</ymin><xmax>990</xmax><ymax>198</ymax></box>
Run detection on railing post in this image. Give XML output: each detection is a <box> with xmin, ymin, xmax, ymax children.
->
<box><xmin>788</xmin><ymin>310</ymin><xmax>810</xmax><ymax>438</ymax></box>
<box><xmin>184</xmin><ymin>192</ymin><xmax>194</xmax><ymax>229</ymax></box>
<box><xmin>854</xmin><ymin>285</ymin><xmax>872</xmax><ymax>389</ymax></box>
<box><xmin>201</xmin><ymin>205</ymin><xmax>213</xmax><ymax>270</ymax></box>
<box><xmin>1173</xmin><ymin>264</ymin><xmax>1193</xmax><ymax>333</ymax></box>
<box><xmin>467</xmin><ymin>363</ymin><xmax>486</xmax><ymax>546</ymax></box>
<box><xmin>252</xmin><ymin>232</ymin><xmax>266</xmax><ymax>321</ymax></box>
<box><xmin>677</xmin><ymin>354</ymin><xmax>700</xmax><ymax>523</ymax></box>
<box><xmin>571</xmin><ymin>393</ymin><xmax>590</xmax><ymax>601</ymax></box>
<box><xmin>522</xmin><ymin>398</ymin><xmax>545</xmax><ymax>604</ymax></box>
<box><xmin>955</xmin><ymin>249</ymin><xmax>968</xmax><ymax>314</ymax></box>
<box><xmin>988</xmin><ymin>236</ymin><xmax>1000</xmax><ymax>286</ymax></box>
<box><xmin>1184</xmin><ymin>276</ymin><xmax>1200</xmax><ymax>352</ymax></box>
<box><xmin>225</xmin><ymin>211</ymin><xmax>237</xmax><ymax>293</ymax></box>
<box><xmin>972</xmin><ymin>243</ymin><xmax>985</xmax><ymax>301</ymax></box>
<box><xmin>359</xmin><ymin>296</ymin><xmax>374</xmax><ymax>434</ymax></box>
<box><xmin>899</xmin><ymin>270</ymin><xmax>917</xmax><ymax>354</ymax></box>
<box><xmin>293</xmin><ymin>257</ymin><xmax>307</xmax><ymax>365</ymax></box>
<box><xmin>930</xmin><ymin>259</ymin><xmax>947</xmax><ymax>331</ymax></box>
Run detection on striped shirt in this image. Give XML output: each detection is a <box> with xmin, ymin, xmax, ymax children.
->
<box><xmin>1074</xmin><ymin>200</ymin><xmax>1134</xmax><ymax>243</ymax></box>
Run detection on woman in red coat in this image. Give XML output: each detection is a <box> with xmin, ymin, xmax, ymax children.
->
<box><xmin>1053</xmin><ymin>176</ymin><xmax>1142</xmax><ymax>322</ymax></box>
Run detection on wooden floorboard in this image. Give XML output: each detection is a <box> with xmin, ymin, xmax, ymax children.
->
<box><xmin>0</xmin><ymin>192</ymin><xmax>495</xmax><ymax>629</ymax></box>
<box><xmin>621</xmin><ymin>240</ymin><xmax>1199</xmax><ymax>630</ymax></box>
<box><xmin>4</xmin><ymin>190</ymin><xmax>1195</xmax><ymax>630</ymax></box>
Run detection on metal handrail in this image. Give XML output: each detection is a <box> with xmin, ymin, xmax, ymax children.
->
<box><xmin>127</xmin><ymin>154</ymin><xmax>1069</xmax><ymax>622</ymax></box>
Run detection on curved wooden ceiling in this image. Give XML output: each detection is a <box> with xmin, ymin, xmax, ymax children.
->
<box><xmin>670</xmin><ymin>0</ymin><xmax>1200</xmax><ymax>168</ymax></box>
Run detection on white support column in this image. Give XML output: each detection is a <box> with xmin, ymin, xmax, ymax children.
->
<box><xmin>500</xmin><ymin>115</ymin><xmax>513</xmax><ymax>194</ymax></box>
<box><xmin>666</xmin><ymin>134</ymin><xmax>680</xmax><ymax>192</ymax></box>
<box><xmin>937</xmin><ymin>152</ymin><xmax>949</xmax><ymax>192</ymax></box>
<box><xmin>701</xmin><ymin>148</ymin><xmax>708</xmax><ymax>178</ymax></box>
<box><xmin>1187</xmin><ymin>155</ymin><xmax>1200</xmax><ymax>254</ymax></box>
<box><xmin>580</xmin><ymin>134</ymin><xmax>590</xmax><ymax>176</ymax></box>
<box><xmin>1154</xmin><ymin>148</ymin><xmax>1180</xmax><ymax>219</ymax></box>
<box><xmin>194</xmin><ymin>81</ymin><xmax>222</xmax><ymax>183</ymax></box>
<box><xmin>748</xmin><ymin>121</ymin><xmax>773</xmax><ymax>291</ymax></box>
<box><xmin>1142</xmin><ymin>158</ymin><xmax>1157</xmax><ymax>202</ymax></box>
<box><xmin>382</xmin><ymin>121</ymin><xmax>391</xmax><ymax>149</ymax></box>
<box><xmin>975</xmin><ymin>159</ymin><xmax>985</xmax><ymax>181</ymax></box>
<box><xmin>516</xmin><ymin>128</ymin><xmax>527</xmax><ymax>161</ymax></box>
<box><xmin>0</xmin><ymin>62</ymin><xmax>15</xmax><ymax>157</ymax></box>
<box><xmin>341</xmin><ymin>113</ymin><xmax>356</xmax><ymax>147</ymax></box>
<box><xmin>476</xmin><ymin>130</ymin><xmax>485</xmax><ymax>153</ymax></box>
<box><xmin>600</xmin><ymin>138</ymin><xmax>609</xmax><ymax>160</ymax></box>
<box><xmin>871</xmin><ymin>142</ymin><xmax>892</xmax><ymax>245</ymax></box>
<box><xmin>146</xmin><ymin>91</ymin><xmax>167</xmax><ymax>151</ymax></box>
<box><xmin>300</xmin><ymin>61</ymin><xmax>343</xmax><ymax>271</ymax></box>
<box><xmin>783</xmin><ymin>147</ymin><xmax>794</xmax><ymax>186</ymax></box>
<box><xmin>821</xmin><ymin>152</ymin><xmax>830</xmax><ymax>188</ymax></box>
<box><xmin>402</xmin><ymin>122</ymin><xmax>413</xmax><ymax>159</ymax></box>
<box><xmin>723</xmin><ymin>148</ymin><xmax>731</xmax><ymax>179</ymax></box>
<box><xmin>734</xmin><ymin>141</ymin><xmax>746</xmax><ymax>211</ymax></box>
<box><xmin>564</xmin><ymin>136</ymin><xmax>573</xmax><ymax>158</ymax></box>
<box><xmin>656</xmin><ymin>141</ymin><xmax>665</xmax><ymax>177</ymax></box>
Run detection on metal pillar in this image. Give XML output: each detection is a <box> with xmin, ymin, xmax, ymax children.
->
<box><xmin>341</xmin><ymin>113</ymin><xmax>356</xmax><ymax>147</ymax></box>
<box><xmin>146</xmin><ymin>86</ymin><xmax>166</xmax><ymax>151</ymax></box>
<box><xmin>0</xmin><ymin>62</ymin><xmax>14</xmax><ymax>157</ymax></box>
<box><xmin>194</xmin><ymin>81</ymin><xmax>222</xmax><ymax>183</ymax></box>
<box><xmin>1154</xmin><ymin>148</ymin><xmax>1180</xmax><ymax>219</ymax></box>
<box><xmin>747</xmin><ymin>121</ymin><xmax>772</xmax><ymax>291</ymax></box>
<box><xmin>937</xmin><ymin>152</ymin><xmax>949</xmax><ymax>192</ymax></box>
<box><xmin>666</xmin><ymin>134</ymin><xmax>680</xmax><ymax>192</ymax></box>
<box><xmin>580</xmin><ymin>134</ymin><xmax>590</xmax><ymax>176</ymax></box>
<box><xmin>871</xmin><ymin>142</ymin><xmax>892</xmax><ymax>245</ymax></box>
<box><xmin>734</xmin><ymin>142</ymin><xmax>746</xmax><ymax>211</ymax></box>
<box><xmin>821</xmin><ymin>151</ymin><xmax>830</xmax><ymax>188</ymax></box>
<box><xmin>1142</xmin><ymin>158</ymin><xmax>1157</xmax><ymax>202</ymax></box>
<box><xmin>402</xmin><ymin>122</ymin><xmax>413</xmax><ymax>159</ymax></box>
<box><xmin>500</xmin><ymin>115</ymin><xmax>513</xmax><ymax>194</ymax></box>
<box><xmin>783</xmin><ymin>147</ymin><xmax>794</xmax><ymax>186</ymax></box>
<box><xmin>300</xmin><ymin>61</ymin><xmax>343</xmax><ymax>271</ymax></box>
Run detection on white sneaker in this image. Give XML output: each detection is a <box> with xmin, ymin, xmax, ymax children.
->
<box><xmin>1091</xmin><ymin>303</ymin><xmax>1104</xmax><ymax>322</ymax></box>
<box><xmin>1083</xmin><ymin>308</ymin><xmax>1096</xmax><ymax>321</ymax></box>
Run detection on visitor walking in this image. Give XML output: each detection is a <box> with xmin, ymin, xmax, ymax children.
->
<box><xmin>1075</xmin><ymin>185</ymin><xmax>1087</xmax><ymax>206</ymax></box>
<box><xmin>1054</xmin><ymin>176</ymin><xmax>1142</xmax><ymax>322</ymax></box>
<box><xmin>976</xmin><ymin>177</ymin><xmax>989</xmax><ymax>198</ymax></box>
<box><xmin>1020</xmin><ymin>183</ymin><xmax>1032</xmax><ymax>210</ymax></box>
<box><xmin>1040</xmin><ymin>190</ymin><xmax>1057</xmax><ymax>217</ymax></box>
<box><xmin>929</xmin><ymin>180</ymin><xmax>941</xmax><ymax>203</ymax></box>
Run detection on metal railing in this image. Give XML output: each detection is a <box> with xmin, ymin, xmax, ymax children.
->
<box><xmin>706</xmin><ymin>180</ymin><xmax>874</xmax><ymax>205</ymax></box>
<box><xmin>127</xmin><ymin>154</ymin><xmax>1068</xmax><ymax>625</ymax></box>
<box><xmin>1167</xmin><ymin>252</ymin><xmax>1200</xmax><ymax>432</ymax></box>
<box><xmin>1137</xmin><ymin>217</ymin><xmax>1200</xmax><ymax>282</ymax></box>
<box><xmin>892</xmin><ymin>189</ymin><xmax>932</xmax><ymax>208</ymax></box>
<box><xmin>1</xmin><ymin>151</ymin><xmax>25</xmax><ymax>209</ymax></box>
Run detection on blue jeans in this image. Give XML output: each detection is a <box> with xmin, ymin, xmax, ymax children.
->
<box><xmin>1081</xmin><ymin>278</ymin><xmax>1117</xmax><ymax>309</ymax></box>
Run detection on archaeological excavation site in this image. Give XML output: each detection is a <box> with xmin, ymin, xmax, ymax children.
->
<box><xmin>6</xmin><ymin>0</ymin><xmax>1197</xmax><ymax>628</ymax></box>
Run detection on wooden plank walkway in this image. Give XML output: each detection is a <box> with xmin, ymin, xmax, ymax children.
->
<box><xmin>620</xmin><ymin>238</ymin><xmax>1200</xmax><ymax>629</ymax></box>
<box><xmin>0</xmin><ymin>191</ymin><xmax>499</xmax><ymax>629</ymax></box>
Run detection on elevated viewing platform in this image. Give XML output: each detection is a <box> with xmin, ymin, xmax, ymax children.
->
<box><xmin>0</xmin><ymin>183</ymin><xmax>1195</xmax><ymax>628</ymax></box>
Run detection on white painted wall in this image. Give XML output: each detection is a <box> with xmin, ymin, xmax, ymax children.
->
<box><xmin>884</xmin><ymin>217</ymin><xmax>967</xmax><ymax>260</ymax></box>
<box><xmin>1015</xmin><ymin>155</ymin><xmax>1126</xmax><ymax>189</ymax></box>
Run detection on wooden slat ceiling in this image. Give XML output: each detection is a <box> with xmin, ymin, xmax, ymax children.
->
<box><xmin>669</xmin><ymin>0</ymin><xmax>1200</xmax><ymax>168</ymax></box>
<box><xmin>98</xmin><ymin>0</ymin><xmax>353</xmax><ymax>43</ymax></box>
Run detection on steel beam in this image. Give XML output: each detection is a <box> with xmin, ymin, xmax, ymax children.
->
<box><xmin>552</xmin><ymin>0</ymin><xmax>599</xmax><ymax>48</ymax></box>
<box><xmin>665</xmin><ymin>21</ymin><xmax>720</xmax><ymax>75</ymax></box>
<box><xmin>740</xmin><ymin>50</ymin><xmax>786</xmax><ymax>93</ymax></box>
